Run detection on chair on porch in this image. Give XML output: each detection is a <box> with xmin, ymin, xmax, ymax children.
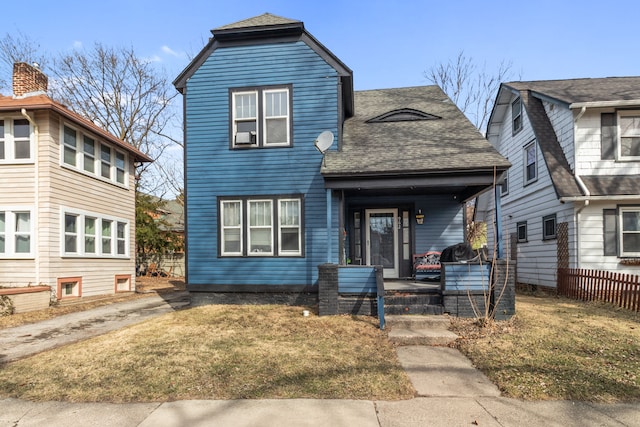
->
<box><xmin>413</xmin><ymin>251</ymin><xmax>441</xmax><ymax>281</ymax></box>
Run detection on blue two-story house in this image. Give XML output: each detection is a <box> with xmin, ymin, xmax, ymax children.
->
<box><xmin>174</xmin><ymin>13</ymin><xmax>510</xmax><ymax>306</ymax></box>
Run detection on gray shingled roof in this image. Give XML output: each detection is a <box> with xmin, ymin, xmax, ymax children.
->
<box><xmin>322</xmin><ymin>86</ymin><xmax>511</xmax><ymax>176</ymax></box>
<box><xmin>520</xmin><ymin>91</ymin><xmax>583</xmax><ymax>198</ymax></box>
<box><xmin>214</xmin><ymin>13</ymin><xmax>301</xmax><ymax>31</ymax></box>
<box><xmin>505</xmin><ymin>77</ymin><xmax>640</xmax><ymax>105</ymax></box>
<box><xmin>580</xmin><ymin>175</ymin><xmax>640</xmax><ymax>197</ymax></box>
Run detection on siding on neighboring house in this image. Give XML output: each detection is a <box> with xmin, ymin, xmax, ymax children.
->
<box><xmin>487</xmin><ymin>92</ymin><xmax>575</xmax><ymax>287</ymax></box>
<box><xmin>578</xmin><ymin>200</ymin><xmax>621</xmax><ymax>271</ymax></box>
<box><xmin>185</xmin><ymin>40</ymin><xmax>341</xmax><ymax>287</ymax></box>
<box><xmin>575</xmin><ymin>109</ymin><xmax>640</xmax><ymax>176</ymax></box>
<box><xmin>40</xmin><ymin>112</ymin><xmax>137</xmax><ymax>296</ymax></box>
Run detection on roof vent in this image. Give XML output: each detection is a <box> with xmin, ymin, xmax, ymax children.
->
<box><xmin>366</xmin><ymin>108</ymin><xmax>441</xmax><ymax>123</ymax></box>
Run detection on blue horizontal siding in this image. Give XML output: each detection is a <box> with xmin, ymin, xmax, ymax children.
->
<box><xmin>443</xmin><ymin>263</ymin><xmax>490</xmax><ymax>290</ymax></box>
<box><xmin>338</xmin><ymin>267</ymin><xmax>377</xmax><ymax>294</ymax></box>
<box><xmin>185</xmin><ymin>40</ymin><xmax>340</xmax><ymax>287</ymax></box>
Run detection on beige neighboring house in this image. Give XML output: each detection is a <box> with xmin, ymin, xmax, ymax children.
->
<box><xmin>0</xmin><ymin>62</ymin><xmax>152</xmax><ymax>302</ymax></box>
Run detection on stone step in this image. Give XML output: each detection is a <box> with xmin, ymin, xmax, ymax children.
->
<box><xmin>384</xmin><ymin>294</ymin><xmax>442</xmax><ymax>305</ymax></box>
<box><xmin>385</xmin><ymin>314</ymin><xmax>451</xmax><ymax>329</ymax></box>
<box><xmin>384</xmin><ymin>304</ymin><xmax>444</xmax><ymax>315</ymax></box>
<box><xmin>387</xmin><ymin>328</ymin><xmax>458</xmax><ymax>346</ymax></box>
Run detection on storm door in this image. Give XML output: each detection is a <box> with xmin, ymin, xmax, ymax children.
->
<box><xmin>365</xmin><ymin>208</ymin><xmax>399</xmax><ymax>278</ymax></box>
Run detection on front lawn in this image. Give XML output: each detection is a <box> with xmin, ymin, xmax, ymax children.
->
<box><xmin>0</xmin><ymin>304</ymin><xmax>414</xmax><ymax>402</ymax></box>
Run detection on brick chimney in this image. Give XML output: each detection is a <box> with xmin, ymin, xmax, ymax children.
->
<box><xmin>13</xmin><ymin>62</ymin><xmax>48</xmax><ymax>97</ymax></box>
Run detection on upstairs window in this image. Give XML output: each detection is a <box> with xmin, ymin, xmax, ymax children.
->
<box><xmin>618</xmin><ymin>112</ymin><xmax>640</xmax><ymax>160</ymax></box>
<box><xmin>512</xmin><ymin>97</ymin><xmax>522</xmax><ymax>135</ymax></box>
<box><xmin>0</xmin><ymin>118</ymin><xmax>32</xmax><ymax>163</ymax></box>
<box><xmin>61</xmin><ymin>124</ymin><xmax>128</xmax><ymax>186</ymax></box>
<box><xmin>524</xmin><ymin>141</ymin><xmax>537</xmax><ymax>185</ymax></box>
<box><xmin>231</xmin><ymin>86</ymin><xmax>291</xmax><ymax>148</ymax></box>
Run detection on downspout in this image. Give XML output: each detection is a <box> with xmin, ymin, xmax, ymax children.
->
<box><xmin>573</xmin><ymin>106</ymin><xmax>590</xmax><ymax>270</ymax></box>
<box><xmin>21</xmin><ymin>109</ymin><xmax>39</xmax><ymax>286</ymax></box>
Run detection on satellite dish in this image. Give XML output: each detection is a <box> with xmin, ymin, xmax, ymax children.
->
<box><xmin>314</xmin><ymin>130</ymin><xmax>334</xmax><ymax>154</ymax></box>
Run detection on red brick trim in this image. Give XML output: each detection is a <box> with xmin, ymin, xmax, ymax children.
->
<box><xmin>56</xmin><ymin>277</ymin><xmax>83</xmax><ymax>300</ymax></box>
<box><xmin>0</xmin><ymin>286</ymin><xmax>50</xmax><ymax>296</ymax></box>
<box><xmin>114</xmin><ymin>274</ymin><xmax>132</xmax><ymax>293</ymax></box>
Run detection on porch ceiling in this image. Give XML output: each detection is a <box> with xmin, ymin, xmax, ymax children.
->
<box><xmin>324</xmin><ymin>170</ymin><xmax>499</xmax><ymax>202</ymax></box>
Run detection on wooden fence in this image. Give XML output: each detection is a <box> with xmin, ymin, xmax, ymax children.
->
<box><xmin>557</xmin><ymin>268</ymin><xmax>640</xmax><ymax>312</ymax></box>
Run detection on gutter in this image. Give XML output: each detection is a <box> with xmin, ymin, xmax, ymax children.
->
<box><xmin>20</xmin><ymin>108</ymin><xmax>40</xmax><ymax>286</ymax></box>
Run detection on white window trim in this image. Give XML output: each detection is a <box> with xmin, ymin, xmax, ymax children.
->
<box><xmin>0</xmin><ymin>207</ymin><xmax>35</xmax><ymax>259</ymax></box>
<box><xmin>232</xmin><ymin>90</ymin><xmax>259</xmax><ymax>148</ymax></box>
<box><xmin>231</xmin><ymin>86</ymin><xmax>291</xmax><ymax>148</ymax></box>
<box><xmin>278</xmin><ymin>198</ymin><xmax>301</xmax><ymax>256</ymax></box>
<box><xmin>263</xmin><ymin>88</ymin><xmax>290</xmax><ymax>147</ymax></box>
<box><xmin>248</xmin><ymin>199</ymin><xmax>274</xmax><ymax>256</ymax></box>
<box><xmin>619</xmin><ymin>206</ymin><xmax>640</xmax><ymax>257</ymax></box>
<box><xmin>60</xmin><ymin>207</ymin><xmax>130</xmax><ymax>258</ymax></box>
<box><xmin>220</xmin><ymin>200</ymin><xmax>243</xmax><ymax>256</ymax></box>
<box><xmin>617</xmin><ymin>111</ymin><xmax>640</xmax><ymax>161</ymax></box>
<box><xmin>524</xmin><ymin>141</ymin><xmax>537</xmax><ymax>185</ymax></box>
<box><xmin>60</xmin><ymin>122</ymin><xmax>129</xmax><ymax>188</ymax></box>
<box><xmin>219</xmin><ymin>196</ymin><xmax>303</xmax><ymax>257</ymax></box>
<box><xmin>0</xmin><ymin>116</ymin><xmax>34</xmax><ymax>164</ymax></box>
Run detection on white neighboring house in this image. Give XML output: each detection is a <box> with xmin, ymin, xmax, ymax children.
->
<box><xmin>0</xmin><ymin>63</ymin><xmax>152</xmax><ymax>301</ymax></box>
<box><xmin>477</xmin><ymin>77</ymin><xmax>640</xmax><ymax>288</ymax></box>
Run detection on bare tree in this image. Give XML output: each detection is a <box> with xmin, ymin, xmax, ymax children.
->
<box><xmin>49</xmin><ymin>43</ymin><xmax>181</xmax><ymax>193</ymax></box>
<box><xmin>0</xmin><ymin>31</ymin><xmax>49</xmax><ymax>93</ymax></box>
<box><xmin>425</xmin><ymin>51</ymin><xmax>516</xmax><ymax>134</ymax></box>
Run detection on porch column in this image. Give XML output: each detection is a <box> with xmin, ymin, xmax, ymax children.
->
<box><xmin>495</xmin><ymin>183</ymin><xmax>503</xmax><ymax>259</ymax></box>
<box><xmin>326</xmin><ymin>188</ymin><xmax>332</xmax><ymax>263</ymax></box>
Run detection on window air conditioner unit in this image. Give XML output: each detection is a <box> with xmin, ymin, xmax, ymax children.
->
<box><xmin>235</xmin><ymin>131</ymin><xmax>256</xmax><ymax>144</ymax></box>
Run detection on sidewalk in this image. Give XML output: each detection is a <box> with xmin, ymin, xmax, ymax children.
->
<box><xmin>1</xmin><ymin>294</ymin><xmax>639</xmax><ymax>426</ymax></box>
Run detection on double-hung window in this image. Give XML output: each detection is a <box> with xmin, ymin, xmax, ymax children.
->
<box><xmin>0</xmin><ymin>118</ymin><xmax>32</xmax><ymax>162</ymax></box>
<box><xmin>61</xmin><ymin>124</ymin><xmax>128</xmax><ymax>186</ymax></box>
<box><xmin>248</xmin><ymin>200</ymin><xmax>273</xmax><ymax>255</ymax></box>
<box><xmin>62</xmin><ymin>209</ymin><xmax>128</xmax><ymax>257</ymax></box>
<box><xmin>512</xmin><ymin>97</ymin><xmax>522</xmax><ymax>134</ymax></box>
<box><xmin>0</xmin><ymin>209</ymin><xmax>33</xmax><ymax>257</ymax></box>
<box><xmin>231</xmin><ymin>86</ymin><xmax>291</xmax><ymax>148</ymax></box>
<box><xmin>524</xmin><ymin>141</ymin><xmax>537</xmax><ymax>184</ymax></box>
<box><xmin>618</xmin><ymin>112</ymin><xmax>640</xmax><ymax>160</ymax></box>
<box><xmin>219</xmin><ymin>196</ymin><xmax>303</xmax><ymax>257</ymax></box>
<box><xmin>620</xmin><ymin>207</ymin><xmax>640</xmax><ymax>256</ymax></box>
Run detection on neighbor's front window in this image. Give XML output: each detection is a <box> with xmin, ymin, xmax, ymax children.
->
<box><xmin>0</xmin><ymin>118</ymin><xmax>32</xmax><ymax>162</ymax></box>
<box><xmin>221</xmin><ymin>201</ymin><xmax>242</xmax><ymax>255</ymax></box>
<box><xmin>620</xmin><ymin>207</ymin><xmax>640</xmax><ymax>256</ymax></box>
<box><xmin>619</xmin><ymin>113</ymin><xmax>640</xmax><ymax>160</ymax></box>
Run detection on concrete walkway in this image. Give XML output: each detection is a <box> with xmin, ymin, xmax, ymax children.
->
<box><xmin>1</xmin><ymin>294</ymin><xmax>639</xmax><ymax>426</ymax></box>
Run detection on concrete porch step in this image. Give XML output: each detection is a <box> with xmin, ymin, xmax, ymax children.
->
<box><xmin>388</xmin><ymin>327</ymin><xmax>458</xmax><ymax>346</ymax></box>
<box><xmin>384</xmin><ymin>304</ymin><xmax>444</xmax><ymax>315</ymax></box>
<box><xmin>385</xmin><ymin>314</ymin><xmax>451</xmax><ymax>329</ymax></box>
<box><xmin>385</xmin><ymin>314</ymin><xmax>458</xmax><ymax>346</ymax></box>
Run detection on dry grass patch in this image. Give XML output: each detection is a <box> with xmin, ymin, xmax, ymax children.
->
<box><xmin>0</xmin><ymin>305</ymin><xmax>414</xmax><ymax>402</ymax></box>
<box><xmin>451</xmin><ymin>294</ymin><xmax>640</xmax><ymax>402</ymax></box>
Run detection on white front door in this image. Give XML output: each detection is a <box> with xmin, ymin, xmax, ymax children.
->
<box><xmin>365</xmin><ymin>208</ymin><xmax>399</xmax><ymax>278</ymax></box>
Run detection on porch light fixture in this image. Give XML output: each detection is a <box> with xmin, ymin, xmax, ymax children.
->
<box><xmin>415</xmin><ymin>209</ymin><xmax>425</xmax><ymax>225</ymax></box>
